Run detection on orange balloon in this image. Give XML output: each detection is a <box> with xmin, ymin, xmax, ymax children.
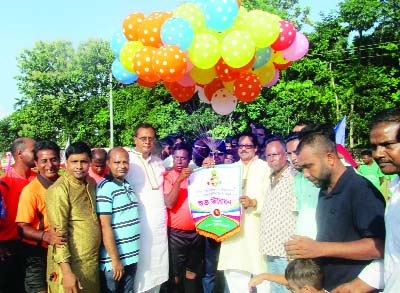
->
<box><xmin>138</xmin><ymin>13</ymin><xmax>171</xmax><ymax>47</ymax></box>
<box><xmin>153</xmin><ymin>45</ymin><xmax>187</xmax><ymax>82</ymax></box>
<box><xmin>204</xmin><ymin>78</ymin><xmax>224</xmax><ymax>101</ymax></box>
<box><xmin>122</xmin><ymin>12</ymin><xmax>145</xmax><ymax>41</ymax></box>
<box><xmin>273</xmin><ymin>61</ymin><xmax>292</xmax><ymax>70</ymax></box>
<box><xmin>165</xmin><ymin>82</ymin><xmax>195</xmax><ymax>102</ymax></box>
<box><xmin>133</xmin><ymin>46</ymin><xmax>160</xmax><ymax>82</ymax></box>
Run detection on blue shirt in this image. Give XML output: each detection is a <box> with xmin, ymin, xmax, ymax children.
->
<box><xmin>96</xmin><ymin>175</ymin><xmax>140</xmax><ymax>271</ymax></box>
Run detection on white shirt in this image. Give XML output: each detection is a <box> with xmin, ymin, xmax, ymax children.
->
<box><xmin>384</xmin><ymin>175</ymin><xmax>400</xmax><ymax>292</ymax></box>
<box><xmin>126</xmin><ymin>149</ymin><xmax>168</xmax><ymax>293</ymax></box>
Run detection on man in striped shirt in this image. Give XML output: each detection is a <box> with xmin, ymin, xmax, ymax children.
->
<box><xmin>97</xmin><ymin>147</ymin><xmax>140</xmax><ymax>293</ymax></box>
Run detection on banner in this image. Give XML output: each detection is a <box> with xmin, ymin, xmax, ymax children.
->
<box><xmin>334</xmin><ymin>115</ymin><xmax>346</xmax><ymax>146</ymax></box>
<box><xmin>188</xmin><ymin>164</ymin><xmax>242</xmax><ymax>242</ymax></box>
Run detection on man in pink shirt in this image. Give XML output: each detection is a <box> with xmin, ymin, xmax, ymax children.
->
<box><xmin>164</xmin><ymin>142</ymin><xmax>203</xmax><ymax>292</ymax></box>
<box><xmin>88</xmin><ymin>148</ymin><xmax>108</xmax><ymax>183</ymax></box>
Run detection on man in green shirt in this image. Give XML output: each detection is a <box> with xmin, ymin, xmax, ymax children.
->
<box><xmin>358</xmin><ymin>149</ymin><xmax>384</xmax><ymax>191</ymax></box>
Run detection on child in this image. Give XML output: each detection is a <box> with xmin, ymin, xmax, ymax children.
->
<box><xmin>285</xmin><ymin>259</ymin><xmax>326</xmax><ymax>292</ymax></box>
<box><xmin>249</xmin><ymin>259</ymin><xmax>327</xmax><ymax>293</ymax></box>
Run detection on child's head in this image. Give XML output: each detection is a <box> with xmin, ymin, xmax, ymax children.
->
<box><xmin>285</xmin><ymin>259</ymin><xmax>324</xmax><ymax>292</ymax></box>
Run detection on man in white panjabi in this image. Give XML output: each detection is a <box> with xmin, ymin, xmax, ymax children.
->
<box><xmin>217</xmin><ymin>132</ymin><xmax>271</xmax><ymax>293</ymax></box>
<box><xmin>125</xmin><ymin>123</ymin><xmax>168</xmax><ymax>293</ymax></box>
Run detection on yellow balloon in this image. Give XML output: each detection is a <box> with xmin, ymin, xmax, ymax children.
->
<box><xmin>230</xmin><ymin>6</ymin><xmax>248</xmax><ymax>32</ymax></box>
<box><xmin>252</xmin><ymin>61</ymin><xmax>275</xmax><ymax>85</ymax></box>
<box><xmin>190</xmin><ymin>66</ymin><xmax>217</xmax><ymax>85</ymax></box>
<box><xmin>173</xmin><ymin>3</ymin><xmax>205</xmax><ymax>33</ymax></box>
<box><xmin>119</xmin><ymin>41</ymin><xmax>143</xmax><ymax>73</ymax></box>
<box><xmin>220</xmin><ymin>30</ymin><xmax>255</xmax><ymax>68</ymax></box>
<box><xmin>245</xmin><ymin>10</ymin><xmax>281</xmax><ymax>47</ymax></box>
<box><xmin>223</xmin><ymin>81</ymin><xmax>235</xmax><ymax>93</ymax></box>
<box><xmin>188</xmin><ymin>33</ymin><xmax>220</xmax><ymax>69</ymax></box>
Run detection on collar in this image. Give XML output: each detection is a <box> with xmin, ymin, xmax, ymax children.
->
<box><xmin>37</xmin><ymin>173</ymin><xmax>58</xmax><ymax>189</ymax></box>
<box><xmin>104</xmin><ymin>174</ymin><xmax>127</xmax><ymax>186</ymax></box>
<box><xmin>63</xmin><ymin>171</ymin><xmax>88</xmax><ymax>186</ymax></box>
<box><xmin>132</xmin><ymin>148</ymin><xmax>152</xmax><ymax>162</ymax></box>
<box><xmin>321</xmin><ymin>166</ymin><xmax>354</xmax><ymax>196</ymax></box>
<box><xmin>389</xmin><ymin>175</ymin><xmax>400</xmax><ymax>192</ymax></box>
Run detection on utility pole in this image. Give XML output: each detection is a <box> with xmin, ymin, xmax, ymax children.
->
<box><xmin>109</xmin><ymin>72</ymin><xmax>114</xmax><ymax>148</ymax></box>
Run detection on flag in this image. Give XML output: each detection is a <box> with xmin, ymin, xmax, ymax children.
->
<box><xmin>5</xmin><ymin>153</ymin><xmax>12</xmax><ymax>172</ymax></box>
<box><xmin>334</xmin><ymin>115</ymin><xmax>346</xmax><ymax>146</ymax></box>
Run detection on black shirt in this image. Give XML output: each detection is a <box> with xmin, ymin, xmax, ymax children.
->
<box><xmin>316</xmin><ymin>167</ymin><xmax>385</xmax><ymax>290</ymax></box>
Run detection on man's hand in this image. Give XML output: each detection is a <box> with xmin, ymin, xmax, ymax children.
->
<box><xmin>112</xmin><ymin>259</ymin><xmax>125</xmax><ymax>281</ymax></box>
<box><xmin>62</xmin><ymin>271</ymin><xmax>82</xmax><ymax>293</ymax></box>
<box><xmin>0</xmin><ymin>244</ymin><xmax>11</xmax><ymax>261</ymax></box>
<box><xmin>240</xmin><ymin>196</ymin><xmax>256</xmax><ymax>209</ymax></box>
<box><xmin>177</xmin><ymin>168</ymin><xmax>193</xmax><ymax>182</ymax></box>
<box><xmin>285</xmin><ymin>235</ymin><xmax>323</xmax><ymax>259</ymax></box>
<box><xmin>43</xmin><ymin>226</ymin><xmax>67</xmax><ymax>246</ymax></box>
<box><xmin>202</xmin><ymin>157</ymin><xmax>216</xmax><ymax>167</ymax></box>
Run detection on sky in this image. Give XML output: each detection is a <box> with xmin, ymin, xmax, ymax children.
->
<box><xmin>0</xmin><ymin>0</ymin><xmax>339</xmax><ymax>119</ymax></box>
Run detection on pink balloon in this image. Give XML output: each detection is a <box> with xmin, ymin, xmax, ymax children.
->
<box><xmin>264</xmin><ymin>69</ymin><xmax>280</xmax><ymax>87</ymax></box>
<box><xmin>211</xmin><ymin>88</ymin><xmax>237</xmax><ymax>115</ymax></box>
<box><xmin>178</xmin><ymin>72</ymin><xmax>196</xmax><ymax>87</ymax></box>
<box><xmin>281</xmin><ymin>32</ymin><xmax>309</xmax><ymax>61</ymax></box>
<box><xmin>185</xmin><ymin>52</ymin><xmax>194</xmax><ymax>71</ymax></box>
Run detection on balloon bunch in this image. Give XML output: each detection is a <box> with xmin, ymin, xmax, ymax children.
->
<box><xmin>110</xmin><ymin>0</ymin><xmax>309</xmax><ymax>115</ymax></box>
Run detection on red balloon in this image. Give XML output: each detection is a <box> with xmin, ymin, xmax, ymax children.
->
<box><xmin>204</xmin><ymin>78</ymin><xmax>224</xmax><ymax>101</ymax></box>
<box><xmin>273</xmin><ymin>61</ymin><xmax>292</xmax><ymax>70</ymax></box>
<box><xmin>137</xmin><ymin>78</ymin><xmax>158</xmax><ymax>87</ymax></box>
<box><xmin>215</xmin><ymin>58</ymin><xmax>240</xmax><ymax>82</ymax></box>
<box><xmin>165</xmin><ymin>82</ymin><xmax>195</xmax><ymax>102</ymax></box>
<box><xmin>234</xmin><ymin>72</ymin><xmax>261</xmax><ymax>102</ymax></box>
<box><xmin>271</xmin><ymin>20</ymin><xmax>297</xmax><ymax>51</ymax></box>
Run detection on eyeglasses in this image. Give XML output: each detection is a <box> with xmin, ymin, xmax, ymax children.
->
<box><xmin>266</xmin><ymin>153</ymin><xmax>283</xmax><ymax>160</ymax></box>
<box><xmin>137</xmin><ymin>136</ymin><xmax>155</xmax><ymax>142</ymax></box>
<box><xmin>210</xmin><ymin>151</ymin><xmax>225</xmax><ymax>156</ymax></box>
<box><xmin>238</xmin><ymin>144</ymin><xmax>255</xmax><ymax>149</ymax></box>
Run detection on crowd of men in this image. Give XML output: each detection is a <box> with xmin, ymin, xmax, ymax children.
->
<box><xmin>0</xmin><ymin>107</ymin><xmax>399</xmax><ymax>293</ymax></box>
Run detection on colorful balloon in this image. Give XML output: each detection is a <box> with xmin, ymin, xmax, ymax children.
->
<box><xmin>204</xmin><ymin>78</ymin><xmax>224</xmax><ymax>101</ymax></box>
<box><xmin>215</xmin><ymin>58</ymin><xmax>239</xmax><ymax>82</ymax></box>
<box><xmin>188</xmin><ymin>33</ymin><xmax>220</xmax><ymax>69</ymax></box>
<box><xmin>161</xmin><ymin>17</ymin><xmax>194</xmax><ymax>51</ymax></box>
<box><xmin>252</xmin><ymin>61</ymin><xmax>275</xmax><ymax>85</ymax></box>
<box><xmin>119</xmin><ymin>41</ymin><xmax>143</xmax><ymax>73</ymax></box>
<box><xmin>166</xmin><ymin>82</ymin><xmax>196</xmax><ymax>102</ymax></box>
<box><xmin>271</xmin><ymin>20</ymin><xmax>297</xmax><ymax>51</ymax></box>
<box><xmin>264</xmin><ymin>69</ymin><xmax>280</xmax><ymax>87</ymax></box>
<box><xmin>190</xmin><ymin>66</ymin><xmax>216</xmax><ymax>85</ymax></box>
<box><xmin>196</xmin><ymin>86</ymin><xmax>210</xmax><ymax>104</ymax></box>
<box><xmin>202</xmin><ymin>0</ymin><xmax>239</xmax><ymax>32</ymax></box>
<box><xmin>173</xmin><ymin>3</ymin><xmax>205</xmax><ymax>33</ymax></box>
<box><xmin>281</xmin><ymin>32</ymin><xmax>309</xmax><ymax>61</ymax></box>
<box><xmin>110</xmin><ymin>31</ymin><xmax>128</xmax><ymax>57</ymax></box>
<box><xmin>211</xmin><ymin>88</ymin><xmax>238</xmax><ymax>115</ymax></box>
<box><xmin>133</xmin><ymin>46</ymin><xmax>160</xmax><ymax>82</ymax></box>
<box><xmin>138</xmin><ymin>13</ymin><xmax>170</xmax><ymax>48</ymax></box>
<box><xmin>221</xmin><ymin>30</ymin><xmax>255</xmax><ymax>68</ymax></box>
<box><xmin>253</xmin><ymin>47</ymin><xmax>272</xmax><ymax>69</ymax></box>
<box><xmin>122</xmin><ymin>12</ymin><xmax>145</xmax><ymax>41</ymax></box>
<box><xmin>245</xmin><ymin>10</ymin><xmax>280</xmax><ymax>47</ymax></box>
<box><xmin>178</xmin><ymin>72</ymin><xmax>196</xmax><ymax>87</ymax></box>
<box><xmin>153</xmin><ymin>45</ymin><xmax>187</xmax><ymax>82</ymax></box>
<box><xmin>234</xmin><ymin>72</ymin><xmax>261</xmax><ymax>102</ymax></box>
<box><xmin>112</xmin><ymin>59</ymin><xmax>138</xmax><ymax>84</ymax></box>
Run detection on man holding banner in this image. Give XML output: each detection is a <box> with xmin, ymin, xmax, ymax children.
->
<box><xmin>216</xmin><ymin>133</ymin><xmax>271</xmax><ymax>293</ymax></box>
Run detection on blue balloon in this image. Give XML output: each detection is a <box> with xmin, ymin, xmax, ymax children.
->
<box><xmin>202</xmin><ymin>0</ymin><xmax>239</xmax><ymax>32</ymax></box>
<box><xmin>110</xmin><ymin>31</ymin><xmax>128</xmax><ymax>57</ymax></box>
<box><xmin>253</xmin><ymin>47</ymin><xmax>272</xmax><ymax>69</ymax></box>
<box><xmin>111</xmin><ymin>59</ymin><xmax>137</xmax><ymax>84</ymax></box>
<box><xmin>161</xmin><ymin>17</ymin><xmax>194</xmax><ymax>51</ymax></box>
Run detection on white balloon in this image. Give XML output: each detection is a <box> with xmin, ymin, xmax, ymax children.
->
<box><xmin>211</xmin><ymin>88</ymin><xmax>237</xmax><ymax>115</ymax></box>
<box><xmin>196</xmin><ymin>86</ymin><xmax>211</xmax><ymax>104</ymax></box>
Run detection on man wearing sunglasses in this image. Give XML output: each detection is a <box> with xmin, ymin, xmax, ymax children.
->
<box><xmin>218</xmin><ymin>133</ymin><xmax>270</xmax><ymax>293</ymax></box>
<box><xmin>126</xmin><ymin>123</ymin><xmax>168</xmax><ymax>293</ymax></box>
